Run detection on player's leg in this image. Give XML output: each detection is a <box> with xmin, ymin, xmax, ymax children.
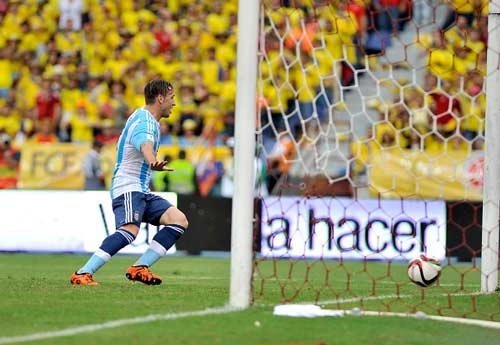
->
<box><xmin>71</xmin><ymin>192</ymin><xmax>144</xmax><ymax>285</ymax></box>
<box><xmin>126</xmin><ymin>194</ymin><xmax>188</xmax><ymax>285</ymax></box>
<box><xmin>134</xmin><ymin>206</ymin><xmax>187</xmax><ymax>267</ymax></box>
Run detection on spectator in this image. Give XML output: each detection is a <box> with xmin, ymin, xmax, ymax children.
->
<box><xmin>333</xmin><ymin>0</ymin><xmax>358</xmax><ymax>84</ymax></box>
<box><xmin>377</xmin><ymin>0</ymin><xmax>402</xmax><ymax>34</ymax></box>
<box><xmin>1</xmin><ymin>1</ymin><xmax>25</xmax><ymax>41</ymax></box>
<box><xmin>55</xmin><ymin>20</ymin><xmax>82</xmax><ymax>55</ymax></box>
<box><xmin>347</xmin><ymin>0</ymin><xmax>367</xmax><ymax>69</ymax></box>
<box><xmin>35</xmin><ymin>76</ymin><xmax>61</xmax><ymax>126</ymax></box>
<box><xmin>156</xmin><ymin>49</ymin><xmax>181</xmax><ymax>84</ymax></box>
<box><xmin>151</xmin><ymin>154</ymin><xmax>172</xmax><ymax>192</ymax></box>
<box><xmin>178</xmin><ymin>119</ymin><xmax>198</xmax><ymax>147</ymax></box>
<box><xmin>465</xmin><ymin>27</ymin><xmax>485</xmax><ymax>65</ymax></box>
<box><xmin>427</xmin><ymin>30</ymin><xmax>454</xmax><ymax>81</ymax></box>
<box><xmin>155</xmin><ymin>150</ymin><xmax>197</xmax><ymax>195</ymax></box>
<box><xmin>87</xmin><ymin>74</ymin><xmax>107</xmax><ymax>107</ymax></box>
<box><xmin>289</xmin><ymin>52</ymin><xmax>320</xmax><ymax>133</ymax></box>
<box><xmin>380</xmin><ymin>129</ymin><xmax>397</xmax><ymax>148</ymax></box>
<box><xmin>0</xmin><ymin>48</ymin><xmax>14</xmax><ymax>100</ymax></box>
<box><xmin>460</xmin><ymin>74</ymin><xmax>485</xmax><ymax>140</ymax></box>
<box><xmin>284</xmin><ymin>7</ymin><xmax>317</xmax><ymax>54</ymax></box>
<box><xmin>350</xmin><ymin>127</ymin><xmax>378</xmax><ymax>176</ymax></box>
<box><xmin>404</xmin><ymin>87</ymin><xmax>429</xmax><ymax>134</ymax></box>
<box><xmin>428</xmin><ymin>79</ymin><xmax>463</xmax><ymax>137</ymax></box>
<box><xmin>446</xmin><ymin>134</ymin><xmax>469</xmax><ymax>152</ymax></box>
<box><xmin>59</xmin><ymin>73</ymin><xmax>84</xmax><ymax>141</ymax></box>
<box><xmin>159</xmin><ymin>121</ymin><xmax>177</xmax><ymax>146</ymax></box>
<box><xmin>199</xmin><ymin>120</ymin><xmax>225</xmax><ymax>147</ymax></box>
<box><xmin>66</xmin><ymin>99</ymin><xmax>96</xmax><ymax>143</ymax></box>
<box><xmin>200</xmin><ymin>47</ymin><xmax>224</xmax><ymax>94</ymax></box>
<box><xmin>151</xmin><ymin>18</ymin><xmax>173</xmax><ymax>53</ymax></box>
<box><xmin>441</xmin><ymin>0</ymin><xmax>475</xmax><ymax>30</ymax></box>
<box><xmin>195</xmin><ymin>150</ymin><xmax>223</xmax><ymax>197</ymax></box>
<box><xmin>0</xmin><ymin>132</ymin><xmax>19</xmax><ymax>189</ymax></box>
<box><xmin>94</xmin><ymin>119</ymin><xmax>119</xmax><ymax>145</ymax></box>
<box><xmin>108</xmin><ymin>79</ymin><xmax>129</xmax><ymax>131</ymax></box>
<box><xmin>266</xmin><ymin>133</ymin><xmax>295</xmax><ymax>193</ymax></box>
<box><xmin>412</xmin><ymin>0</ymin><xmax>433</xmax><ymax>25</ymax></box>
<box><xmin>407</xmin><ymin>130</ymin><xmax>424</xmax><ymax>151</ymax></box>
<box><xmin>364</xmin><ymin>0</ymin><xmax>393</xmax><ymax>56</ymax></box>
<box><xmin>221</xmin><ymin>137</ymin><xmax>268</xmax><ymax>197</ymax></box>
<box><xmin>177</xmin><ymin>85</ymin><xmax>201</xmax><ymax>136</ymax></box>
<box><xmin>453</xmin><ymin>46</ymin><xmax>475</xmax><ymax>78</ymax></box>
<box><xmin>58</xmin><ymin>0</ymin><xmax>84</xmax><ymax>31</ymax></box>
<box><xmin>13</xmin><ymin>108</ymin><xmax>35</xmax><ymax>146</ymax></box>
<box><xmin>206</xmin><ymin>0</ymin><xmax>230</xmax><ymax>36</ymax></box>
<box><xmin>0</xmin><ymin>102</ymin><xmax>20</xmax><ymax>138</ymax></box>
<box><xmin>82</xmin><ymin>140</ymin><xmax>106</xmax><ymax>190</ymax></box>
<box><xmin>29</xmin><ymin>119</ymin><xmax>59</xmax><ymax>143</ymax></box>
<box><xmin>444</xmin><ymin>15</ymin><xmax>469</xmax><ymax>49</ymax></box>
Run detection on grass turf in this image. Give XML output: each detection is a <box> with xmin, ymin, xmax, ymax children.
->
<box><xmin>0</xmin><ymin>253</ymin><xmax>499</xmax><ymax>345</ymax></box>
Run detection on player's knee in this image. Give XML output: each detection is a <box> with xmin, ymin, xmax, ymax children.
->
<box><xmin>176</xmin><ymin>214</ymin><xmax>188</xmax><ymax>230</ymax></box>
<box><xmin>161</xmin><ymin>207</ymin><xmax>188</xmax><ymax>230</ymax></box>
<box><xmin>120</xmin><ymin>224</ymin><xmax>140</xmax><ymax>237</ymax></box>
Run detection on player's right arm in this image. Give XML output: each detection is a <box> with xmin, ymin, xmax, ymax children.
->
<box><xmin>140</xmin><ymin>141</ymin><xmax>157</xmax><ymax>166</ymax></box>
<box><xmin>140</xmin><ymin>141</ymin><xmax>173</xmax><ymax>171</ymax></box>
<box><xmin>129</xmin><ymin>112</ymin><xmax>174</xmax><ymax>172</ymax></box>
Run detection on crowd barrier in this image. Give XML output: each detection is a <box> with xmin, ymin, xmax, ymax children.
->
<box><xmin>0</xmin><ymin>191</ymin><xmax>487</xmax><ymax>261</ymax></box>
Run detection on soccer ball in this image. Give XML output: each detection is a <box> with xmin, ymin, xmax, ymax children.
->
<box><xmin>407</xmin><ymin>253</ymin><xmax>442</xmax><ymax>287</ymax></box>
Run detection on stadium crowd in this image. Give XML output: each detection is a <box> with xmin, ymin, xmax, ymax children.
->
<box><xmin>0</xmin><ymin>0</ymin><xmax>240</xmax><ymax>191</ymax></box>
<box><xmin>0</xmin><ymin>0</ymin><xmax>491</xmax><ymax>192</ymax></box>
<box><xmin>348</xmin><ymin>0</ymin><xmax>490</xmax><ymax>177</ymax></box>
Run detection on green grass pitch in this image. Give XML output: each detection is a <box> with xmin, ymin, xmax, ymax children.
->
<box><xmin>0</xmin><ymin>253</ymin><xmax>499</xmax><ymax>345</ymax></box>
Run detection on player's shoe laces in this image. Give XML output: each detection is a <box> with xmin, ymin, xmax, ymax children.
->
<box><xmin>70</xmin><ymin>272</ymin><xmax>99</xmax><ymax>285</ymax></box>
<box><xmin>126</xmin><ymin>265</ymin><xmax>162</xmax><ymax>285</ymax></box>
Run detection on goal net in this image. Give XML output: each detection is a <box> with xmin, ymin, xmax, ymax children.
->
<box><xmin>242</xmin><ymin>0</ymin><xmax>500</xmax><ymax>319</ymax></box>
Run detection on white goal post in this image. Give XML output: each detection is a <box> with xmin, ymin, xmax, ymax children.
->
<box><xmin>229</xmin><ymin>0</ymin><xmax>259</xmax><ymax>308</ymax></box>
<box><xmin>481</xmin><ymin>1</ymin><xmax>500</xmax><ymax>293</ymax></box>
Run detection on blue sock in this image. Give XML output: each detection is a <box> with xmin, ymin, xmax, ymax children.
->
<box><xmin>100</xmin><ymin>229</ymin><xmax>135</xmax><ymax>255</ymax></box>
<box><xmin>134</xmin><ymin>225</ymin><xmax>185</xmax><ymax>267</ymax></box>
<box><xmin>78</xmin><ymin>229</ymin><xmax>135</xmax><ymax>274</ymax></box>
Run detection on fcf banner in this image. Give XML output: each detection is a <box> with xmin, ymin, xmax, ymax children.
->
<box><xmin>18</xmin><ymin>143</ymin><xmax>116</xmax><ymax>190</ymax></box>
<box><xmin>18</xmin><ymin>143</ymin><xmax>231</xmax><ymax>190</ymax></box>
<box><xmin>368</xmin><ymin>148</ymin><xmax>484</xmax><ymax>201</ymax></box>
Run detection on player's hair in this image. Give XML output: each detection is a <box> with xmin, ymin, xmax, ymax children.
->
<box><xmin>144</xmin><ymin>79</ymin><xmax>173</xmax><ymax>105</ymax></box>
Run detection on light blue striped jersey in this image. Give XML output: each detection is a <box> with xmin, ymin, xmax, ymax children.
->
<box><xmin>110</xmin><ymin>107</ymin><xmax>160</xmax><ymax>199</ymax></box>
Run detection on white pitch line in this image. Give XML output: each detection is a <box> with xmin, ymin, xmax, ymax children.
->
<box><xmin>344</xmin><ymin>310</ymin><xmax>500</xmax><ymax>329</ymax></box>
<box><xmin>262</xmin><ymin>291</ymin><xmax>500</xmax><ymax>329</ymax></box>
<box><xmin>3</xmin><ymin>292</ymin><xmax>499</xmax><ymax>344</ymax></box>
<box><xmin>312</xmin><ymin>290</ymin><xmax>491</xmax><ymax>307</ymax></box>
<box><xmin>0</xmin><ymin>306</ymin><xmax>237</xmax><ymax>345</ymax></box>
<box><xmin>305</xmin><ymin>292</ymin><xmax>500</xmax><ymax>329</ymax></box>
<box><xmin>317</xmin><ymin>294</ymin><xmax>410</xmax><ymax>306</ymax></box>
<box><xmin>256</xmin><ymin>294</ymin><xmax>411</xmax><ymax>308</ymax></box>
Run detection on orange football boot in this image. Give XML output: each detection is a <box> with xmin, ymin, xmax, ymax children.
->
<box><xmin>70</xmin><ymin>272</ymin><xmax>99</xmax><ymax>285</ymax></box>
<box><xmin>125</xmin><ymin>265</ymin><xmax>162</xmax><ymax>285</ymax></box>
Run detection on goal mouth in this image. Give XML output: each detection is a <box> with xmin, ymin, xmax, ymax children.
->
<box><xmin>236</xmin><ymin>0</ymin><xmax>500</xmax><ymax>321</ymax></box>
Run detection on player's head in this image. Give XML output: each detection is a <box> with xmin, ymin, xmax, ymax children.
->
<box><xmin>144</xmin><ymin>79</ymin><xmax>175</xmax><ymax>118</ymax></box>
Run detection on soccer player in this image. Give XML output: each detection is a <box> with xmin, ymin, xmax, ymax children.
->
<box><xmin>71</xmin><ymin>79</ymin><xmax>188</xmax><ymax>286</ymax></box>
